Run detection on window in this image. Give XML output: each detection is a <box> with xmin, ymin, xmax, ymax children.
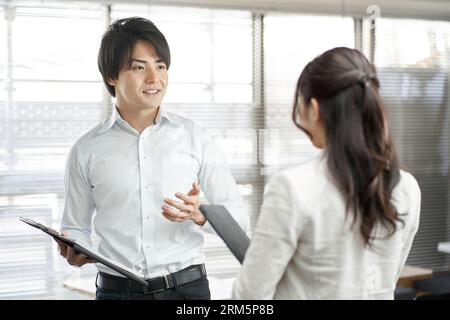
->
<box><xmin>0</xmin><ymin>3</ymin><xmax>106</xmax><ymax>299</ymax></box>
<box><xmin>364</xmin><ymin>18</ymin><xmax>450</xmax><ymax>270</ymax></box>
<box><xmin>263</xmin><ymin>14</ymin><xmax>354</xmax><ymax>176</ymax></box>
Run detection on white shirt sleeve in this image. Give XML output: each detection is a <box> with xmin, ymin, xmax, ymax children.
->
<box><xmin>232</xmin><ymin>172</ymin><xmax>303</xmax><ymax>299</ymax></box>
<box><xmin>60</xmin><ymin>142</ymin><xmax>95</xmax><ymax>247</ymax></box>
<box><xmin>395</xmin><ymin>174</ymin><xmax>421</xmax><ymax>281</ymax></box>
<box><xmin>198</xmin><ymin>129</ymin><xmax>250</xmax><ymax>235</ymax></box>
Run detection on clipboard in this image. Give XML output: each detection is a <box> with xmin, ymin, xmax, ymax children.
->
<box><xmin>199</xmin><ymin>204</ymin><xmax>250</xmax><ymax>264</ymax></box>
<box><xmin>19</xmin><ymin>217</ymin><xmax>148</xmax><ymax>286</ymax></box>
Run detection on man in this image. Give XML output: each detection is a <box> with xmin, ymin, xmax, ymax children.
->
<box><xmin>57</xmin><ymin>17</ymin><xmax>249</xmax><ymax>300</ymax></box>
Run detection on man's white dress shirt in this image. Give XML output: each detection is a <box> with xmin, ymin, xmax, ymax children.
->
<box><xmin>232</xmin><ymin>153</ymin><xmax>420</xmax><ymax>299</ymax></box>
<box><xmin>61</xmin><ymin>107</ymin><xmax>249</xmax><ymax>278</ymax></box>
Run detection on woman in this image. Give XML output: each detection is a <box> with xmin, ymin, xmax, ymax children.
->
<box><xmin>232</xmin><ymin>47</ymin><xmax>421</xmax><ymax>299</ymax></box>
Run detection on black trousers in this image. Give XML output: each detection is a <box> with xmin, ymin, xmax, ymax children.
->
<box><xmin>95</xmin><ymin>274</ymin><xmax>211</xmax><ymax>300</ymax></box>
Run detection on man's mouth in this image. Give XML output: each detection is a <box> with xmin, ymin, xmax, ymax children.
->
<box><xmin>142</xmin><ymin>89</ymin><xmax>160</xmax><ymax>94</ymax></box>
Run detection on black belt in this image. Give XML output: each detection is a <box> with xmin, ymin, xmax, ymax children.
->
<box><xmin>96</xmin><ymin>264</ymin><xmax>207</xmax><ymax>294</ymax></box>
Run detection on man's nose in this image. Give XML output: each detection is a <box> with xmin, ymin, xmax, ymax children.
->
<box><xmin>145</xmin><ymin>67</ymin><xmax>157</xmax><ymax>83</ymax></box>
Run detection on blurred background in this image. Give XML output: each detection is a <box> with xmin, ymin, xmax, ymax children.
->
<box><xmin>0</xmin><ymin>0</ymin><xmax>449</xmax><ymax>299</ymax></box>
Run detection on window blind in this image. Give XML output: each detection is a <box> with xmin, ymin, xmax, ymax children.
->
<box><xmin>0</xmin><ymin>3</ymin><xmax>108</xmax><ymax>299</ymax></box>
<box><xmin>363</xmin><ymin>17</ymin><xmax>450</xmax><ymax>270</ymax></box>
<box><xmin>262</xmin><ymin>14</ymin><xmax>354</xmax><ymax>180</ymax></box>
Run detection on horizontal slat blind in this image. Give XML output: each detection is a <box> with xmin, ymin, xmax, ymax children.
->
<box><xmin>363</xmin><ymin>17</ymin><xmax>450</xmax><ymax>270</ymax></box>
<box><xmin>262</xmin><ymin>14</ymin><xmax>354</xmax><ymax>180</ymax></box>
<box><xmin>0</xmin><ymin>4</ymin><xmax>113</xmax><ymax>299</ymax></box>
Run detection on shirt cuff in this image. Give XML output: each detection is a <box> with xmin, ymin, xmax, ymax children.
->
<box><xmin>199</xmin><ymin>221</ymin><xmax>217</xmax><ymax>235</ymax></box>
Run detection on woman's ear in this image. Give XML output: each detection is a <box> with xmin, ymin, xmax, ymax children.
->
<box><xmin>107</xmin><ymin>78</ymin><xmax>116</xmax><ymax>86</ymax></box>
<box><xmin>310</xmin><ymin>98</ymin><xmax>321</xmax><ymax>123</ymax></box>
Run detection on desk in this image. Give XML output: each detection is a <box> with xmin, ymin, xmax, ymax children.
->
<box><xmin>397</xmin><ymin>265</ymin><xmax>433</xmax><ymax>288</ymax></box>
<box><xmin>437</xmin><ymin>241</ymin><xmax>450</xmax><ymax>254</ymax></box>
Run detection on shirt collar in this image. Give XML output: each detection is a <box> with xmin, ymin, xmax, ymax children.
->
<box><xmin>96</xmin><ymin>106</ymin><xmax>176</xmax><ymax>134</ymax></box>
<box><xmin>158</xmin><ymin>107</ymin><xmax>179</xmax><ymax>125</ymax></box>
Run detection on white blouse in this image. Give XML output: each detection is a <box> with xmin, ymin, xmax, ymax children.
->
<box><xmin>232</xmin><ymin>153</ymin><xmax>421</xmax><ymax>299</ymax></box>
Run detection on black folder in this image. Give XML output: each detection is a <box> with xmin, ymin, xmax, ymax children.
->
<box><xmin>19</xmin><ymin>217</ymin><xmax>148</xmax><ymax>286</ymax></box>
<box><xmin>199</xmin><ymin>204</ymin><xmax>250</xmax><ymax>264</ymax></box>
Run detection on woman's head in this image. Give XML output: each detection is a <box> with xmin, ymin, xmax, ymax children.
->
<box><xmin>293</xmin><ymin>47</ymin><xmax>384</xmax><ymax>149</ymax></box>
<box><xmin>293</xmin><ymin>47</ymin><xmax>402</xmax><ymax>247</ymax></box>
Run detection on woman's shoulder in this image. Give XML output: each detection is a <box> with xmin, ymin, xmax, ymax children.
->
<box><xmin>398</xmin><ymin>169</ymin><xmax>421</xmax><ymax>194</ymax></box>
<box><xmin>268</xmin><ymin>154</ymin><xmax>327</xmax><ymax>191</ymax></box>
<box><xmin>392</xmin><ymin>169</ymin><xmax>421</xmax><ymax>213</ymax></box>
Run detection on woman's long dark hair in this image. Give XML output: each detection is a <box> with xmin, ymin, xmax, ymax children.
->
<box><xmin>292</xmin><ymin>47</ymin><xmax>402</xmax><ymax>247</ymax></box>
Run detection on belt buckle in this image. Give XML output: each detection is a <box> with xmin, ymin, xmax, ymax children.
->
<box><xmin>143</xmin><ymin>274</ymin><xmax>171</xmax><ymax>294</ymax></box>
<box><xmin>163</xmin><ymin>274</ymin><xmax>171</xmax><ymax>289</ymax></box>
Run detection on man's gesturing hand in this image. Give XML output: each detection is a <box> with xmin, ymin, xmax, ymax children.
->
<box><xmin>162</xmin><ymin>182</ymin><xmax>206</xmax><ymax>226</ymax></box>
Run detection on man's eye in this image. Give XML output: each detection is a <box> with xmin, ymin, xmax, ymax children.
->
<box><xmin>158</xmin><ymin>65</ymin><xmax>167</xmax><ymax>70</ymax></box>
<box><xmin>133</xmin><ymin>65</ymin><xmax>144</xmax><ymax>70</ymax></box>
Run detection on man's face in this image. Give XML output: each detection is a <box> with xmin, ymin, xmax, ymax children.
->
<box><xmin>109</xmin><ymin>40</ymin><xmax>168</xmax><ymax>112</ymax></box>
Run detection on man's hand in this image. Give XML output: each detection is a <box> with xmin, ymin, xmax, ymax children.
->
<box><xmin>162</xmin><ymin>182</ymin><xmax>206</xmax><ymax>226</ymax></box>
<box><xmin>55</xmin><ymin>232</ymin><xmax>96</xmax><ymax>267</ymax></box>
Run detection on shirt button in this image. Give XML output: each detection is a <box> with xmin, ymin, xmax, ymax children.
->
<box><xmin>146</xmin><ymin>216</ymin><xmax>150</xmax><ymax>220</ymax></box>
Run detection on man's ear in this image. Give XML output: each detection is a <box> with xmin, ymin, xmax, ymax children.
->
<box><xmin>310</xmin><ymin>97</ymin><xmax>321</xmax><ymax>123</ymax></box>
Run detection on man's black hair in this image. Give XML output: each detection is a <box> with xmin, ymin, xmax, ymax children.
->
<box><xmin>98</xmin><ymin>17</ymin><xmax>171</xmax><ymax>97</ymax></box>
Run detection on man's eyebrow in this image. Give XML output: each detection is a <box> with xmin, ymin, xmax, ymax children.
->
<box><xmin>129</xmin><ymin>59</ymin><xmax>147</xmax><ymax>64</ymax></box>
<box><xmin>129</xmin><ymin>59</ymin><xmax>166</xmax><ymax>64</ymax></box>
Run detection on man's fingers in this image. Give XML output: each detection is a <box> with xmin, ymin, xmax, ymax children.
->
<box><xmin>82</xmin><ymin>256</ymin><xmax>97</xmax><ymax>264</ymax></box>
<box><xmin>162</xmin><ymin>211</ymin><xmax>184</xmax><ymax>222</ymax></box>
<box><xmin>67</xmin><ymin>247</ymin><xmax>79</xmax><ymax>265</ymax></box>
<box><xmin>173</xmin><ymin>193</ymin><xmax>193</xmax><ymax>205</ymax></box>
<box><xmin>187</xmin><ymin>182</ymin><xmax>201</xmax><ymax>196</ymax></box>
<box><xmin>75</xmin><ymin>254</ymin><xmax>96</xmax><ymax>265</ymax></box>
<box><xmin>55</xmin><ymin>232</ymin><xmax>96</xmax><ymax>266</ymax></box>
<box><xmin>55</xmin><ymin>230</ymin><xmax>70</xmax><ymax>257</ymax></box>
<box><xmin>161</xmin><ymin>205</ymin><xmax>190</xmax><ymax>222</ymax></box>
<box><xmin>67</xmin><ymin>247</ymin><xmax>96</xmax><ymax>266</ymax></box>
<box><xmin>163</xmin><ymin>182</ymin><xmax>201</xmax><ymax>224</ymax></box>
<box><xmin>57</xmin><ymin>240</ymin><xmax>69</xmax><ymax>258</ymax></box>
<box><xmin>67</xmin><ymin>247</ymin><xmax>81</xmax><ymax>266</ymax></box>
<box><xmin>163</xmin><ymin>199</ymin><xmax>195</xmax><ymax>216</ymax></box>
<box><xmin>162</xmin><ymin>203</ymin><xmax>190</xmax><ymax>218</ymax></box>
<box><xmin>162</xmin><ymin>212</ymin><xmax>185</xmax><ymax>223</ymax></box>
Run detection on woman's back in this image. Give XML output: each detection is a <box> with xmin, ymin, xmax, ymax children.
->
<box><xmin>275</xmin><ymin>154</ymin><xmax>419</xmax><ymax>299</ymax></box>
<box><xmin>233</xmin><ymin>154</ymin><xmax>420</xmax><ymax>299</ymax></box>
<box><xmin>232</xmin><ymin>47</ymin><xmax>421</xmax><ymax>299</ymax></box>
